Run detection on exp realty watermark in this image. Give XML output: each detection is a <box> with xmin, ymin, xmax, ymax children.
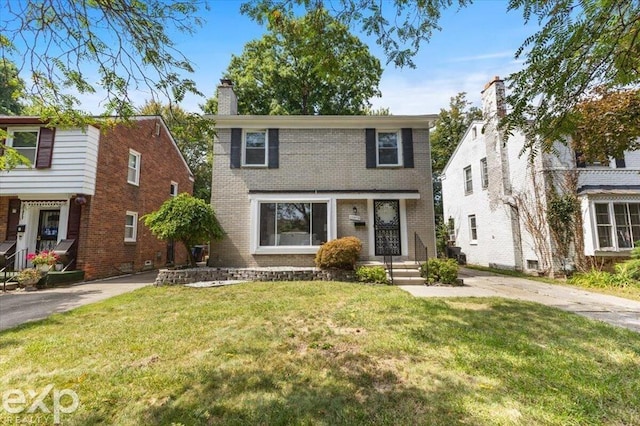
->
<box><xmin>2</xmin><ymin>385</ymin><xmax>79</xmax><ymax>424</ymax></box>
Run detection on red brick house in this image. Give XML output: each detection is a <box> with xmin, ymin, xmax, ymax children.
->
<box><xmin>0</xmin><ymin>116</ymin><xmax>193</xmax><ymax>280</ymax></box>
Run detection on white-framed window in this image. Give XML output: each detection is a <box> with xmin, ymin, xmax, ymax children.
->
<box><xmin>469</xmin><ymin>214</ymin><xmax>477</xmax><ymax>242</ymax></box>
<box><xmin>258</xmin><ymin>202</ymin><xmax>328</xmax><ymax>248</ymax></box>
<box><xmin>480</xmin><ymin>158</ymin><xmax>488</xmax><ymax>189</ymax></box>
<box><xmin>447</xmin><ymin>217</ymin><xmax>455</xmax><ymax>242</ymax></box>
<box><xmin>595</xmin><ymin>202</ymin><xmax>640</xmax><ymax>250</ymax></box>
<box><xmin>7</xmin><ymin>128</ymin><xmax>39</xmax><ymax>164</ymax></box>
<box><xmin>170</xmin><ymin>181</ymin><xmax>178</xmax><ymax>197</ymax></box>
<box><xmin>128</xmin><ymin>149</ymin><xmax>141</xmax><ymax>185</ymax></box>
<box><xmin>377</xmin><ymin>130</ymin><xmax>402</xmax><ymax>166</ymax></box>
<box><xmin>464</xmin><ymin>165</ymin><xmax>473</xmax><ymax>194</ymax></box>
<box><xmin>124</xmin><ymin>211</ymin><xmax>138</xmax><ymax>242</ymax></box>
<box><xmin>243</xmin><ymin>129</ymin><xmax>268</xmax><ymax>166</ymax></box>
<box><xmin>472</xmin><ymin>127</ymin><xmax>478</xmax><ymax>139</ymax></box>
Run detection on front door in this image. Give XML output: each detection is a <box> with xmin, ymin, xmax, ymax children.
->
<box><xmin>374</xmin><ymin>200</ymin><xmax>401</xmax><ymax>256</ymax></box>
<box><xmin>36</xmin><ymin>210</ymin><xmax>60</xmax><ymax>252</ymax></box>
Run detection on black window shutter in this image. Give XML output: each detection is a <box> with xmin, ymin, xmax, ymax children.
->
<box><xmin>402</xmin><ymin>128</ymin><xmax>414</xmax><ymax>168</ymax></box>
<box><xmin>0</xmin><ymin>126</ymin><xmax>6</xmax><ymax>156</ymax></box>
<box><xmin>268</xmin><ymin>129</ymin><xmax>279</xmax><ymax>168</ymax></box>
<box><xmin>35</xmin><ymin>127</ymin><xmax>55</xmax><ymax>168</ymax></box>
<box><xmin>230</xmin><ymin>128</ymin><xmax>242</xmax><ymax>168</ymax></box>
<box><xmin>615</xmin><ymin>157</ymin><xmax>626</xmax><ymax>168</ymax></box>
<box><xmin>365</xmin><ymin>128</ymin><xmax>376</xmax><ymax>168</ymax></box>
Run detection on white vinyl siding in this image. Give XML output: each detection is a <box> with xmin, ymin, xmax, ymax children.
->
<box><xmin>0</xmin><ymin>127</ymin><xmax>100</xmax><ymax>196</ymax></box>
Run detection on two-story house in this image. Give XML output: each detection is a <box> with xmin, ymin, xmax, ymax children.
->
<box><xmin>0</xmin><ymin>116</ymin><xmax>194</xmax><ymax>280</ymax></box>
<box><xmin>208</xmin><ymin>80</ymin><xmax>437</xmax><ymax>268</ymax></box>
<box><xmin>441</xmin><ymin>76</ymin><xmax>640</xmax><ymax>274</ymax></box>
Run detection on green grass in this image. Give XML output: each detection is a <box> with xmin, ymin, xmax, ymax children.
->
<box><xmin>1</xmin><ymin>282</ymin><xmax>640</xmax><ymax>425</ymax></box>
<box><xmin>465</xmin><ymin>264</ymin><xmax>640</xmax><ymax>301</ymax></box>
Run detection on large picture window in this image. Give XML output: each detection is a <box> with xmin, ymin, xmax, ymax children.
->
<box><xmin>259</xmin><ymin>202</ymin><xmax>327</xmax><ymax>247</ymax></box>
<box><xmin>595</xmin><ymin>202</ymin><xmax>640</xmax><ymax>249</ymax></box>
<box><xmin>244</xmin><ymin>130</ymin><xmax>267</xmax><ymax>166</ymax></box>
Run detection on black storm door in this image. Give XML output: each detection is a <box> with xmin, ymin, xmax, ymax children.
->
<box><xmin>374</xmin><ymin>200</ymin><xmax>401</xmax><ymax>256</ymax></box>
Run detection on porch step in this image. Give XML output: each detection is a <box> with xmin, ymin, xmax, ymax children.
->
<box><xmin>391</xmin><ymin>276</ymin><xmax>426</xmax><ymax>285</ymax></box>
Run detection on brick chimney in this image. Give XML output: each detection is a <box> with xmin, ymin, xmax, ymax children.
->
<box><xmin>481</xmin><ymin>76</ymin><xmax>506</xmax><ymax>119</ymax></box>
<box><xmin>217</xmin><ymin>78</ymin><xmax>238</xmax><ymax>115</ymax></box>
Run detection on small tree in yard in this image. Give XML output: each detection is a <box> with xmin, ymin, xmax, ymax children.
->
<box><xmin>143</xmin><ymin>194</ymin><xmax>224</xmax><ymax>267</ymax></box>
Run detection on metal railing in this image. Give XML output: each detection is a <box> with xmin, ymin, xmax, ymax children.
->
<box><xmin>414</xmin><ymin>232</ymin><xmax>428</xmax><ymax>265</ymax></box>
<box><xmin>2</xmin><ymin>248</ymin><xmax>28</xmax><ymax>292</ymax></box>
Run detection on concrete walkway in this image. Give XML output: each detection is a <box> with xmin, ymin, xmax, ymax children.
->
<box><xmin>0</xmin><ymin>271</ymin><xmax>155</xmax><ymax>331</ymax></box>
<box><xmin>400</xmin><ymin>268</ymin><xmax>640</xmax><ymax>333</ymax></box>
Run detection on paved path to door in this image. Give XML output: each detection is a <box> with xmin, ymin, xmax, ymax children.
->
<box><xmin>0</xmin><ymin>271</ymin><xmax>155</xmax><ymax>331</ymax></box>
<box><xmin>400</xmin><ymin>267</ymin><xmax>640</xmax><ymax>333</ymax></box>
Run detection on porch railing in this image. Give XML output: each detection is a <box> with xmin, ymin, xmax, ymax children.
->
<box><xmin>2</xmin><ymin>248</ymin><xmax>28</xmax><ymax>292</ymax></box>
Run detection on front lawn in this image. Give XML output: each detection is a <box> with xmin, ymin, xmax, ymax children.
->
<box><xmin>1</xmin><ymin>282</ymin><xmax>639</xmax><ymax>425</ymax></box>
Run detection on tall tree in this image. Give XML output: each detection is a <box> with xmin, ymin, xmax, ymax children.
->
<box><xmin>0</xmin><ymin>0</ymin><xmax>204</xmax><ymax>125</ymax></box>
<box><xmin>221</xmin><ymin>8</ymin><xmax>382</xmax><ymax>115</ymax></box>
<box><xmin>243</xmin><ymin>0</ymin><xmax>640</xmax><ymax>155</ymax></box>
<box><xmin>0</xmin><ymin>59</ymin><xmax>25</xmax><ymax>115</ymax></box>
<box><xmin>430</xmin><ymin>93</ymin><xmax>482</xmax><ymax>220</ymax></box>
<box><xmin>139</xmin><ymin>101</ymin><xmax>214</xmax><ymax>201</ymax></box>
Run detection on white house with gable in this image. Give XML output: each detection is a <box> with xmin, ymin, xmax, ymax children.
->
<box><xmin>441</xmin><ymin>76</ymin><xmax>640</xmax><ymax>274</ymax></box>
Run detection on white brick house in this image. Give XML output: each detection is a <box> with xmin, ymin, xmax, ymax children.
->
<box><xmin>442</xmin><ymin>77</ymin><xmax>640</xmax><ymax>274</ymax></box>
<box><xmin>208</xmin><ymin>80</ymin><xmax>437</xmax><ymax>267</ymax></box>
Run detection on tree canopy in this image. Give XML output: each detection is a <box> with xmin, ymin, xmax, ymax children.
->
<box><xmin>139</xmin><ymin>101</ymin><xmax>214</xmax><ymax>201</ymax></box>
<box><xmin>243</xmin><ymin>0</ymin><xmax>640</xmax><ymax>156</ymax></box>
<box><xmin>142</xmin><ymin>193</ymin><xmax>224</xmax><ymax>267</ymax></box>
<box><xmin>0</xmin><ymin>59</ymin><xmax>25</xmax><ymax>115</ymax></box>
<box><xmin>221</xmin><ymin>8</ymin><xmax>382</xmax><ymax>115</ymax></box>
<box><xmin>0</xmin><ymin>0</ymin><xmax>204</xmax><ymax>125</ymax></box>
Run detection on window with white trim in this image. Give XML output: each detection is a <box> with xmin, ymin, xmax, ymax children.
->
<box><xmin>170</xmin><ymin>181</ymin><xmax>178</xmax><ymax>197</ymax></box>
<box><xmin>125</xmin><ymin>211</ymin><xmax>138</xmax><ymax>242</ymax></box>
<box><xmin>377</xmin><ymin>131</ymin><xmax>402</xmax><ymax>166</ymax></box>
<box><xmin>480</xmin><ymin>158</ymin><xmax>488</xmax><ymax>189</ymax></box>
<box><xmin>244</xmin><ymin>130</ymin><xmax>268</xmax><ymax>166</ymax></box>
<box><xmin>259</xmin><ymin>202</ymin><xmax>328</xmax><ymax>247</ymax></box>
<box><xmin>447</xmin><ymin>217</ymin><xmax>455</xmax><ymax>242</ymax></box>
<box><xmin>469</xmin><ymin>214</ymin><xmax>477</xmax><ymax>242</ymax></box>
<box><xmin>8</xmin><ymin>128</ymin><xmax>39</xmax><ymax>164</ymax></box>
<box><xmin>128</xmin><ymin>149</ymin><xmax>141</xmax><ymax>185</ymax></box>
<box><xmin>595</xmin><ymin>202</ymin><xmax>640</xmax><ymax>250</ymax></box>
<box><xmin>464</xmin><ymin>165</ymin><xmax>473</xmax><ymax>194</ymax></box>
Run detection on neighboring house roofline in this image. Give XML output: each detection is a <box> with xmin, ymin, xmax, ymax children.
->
<box><xmin>440</xmin><ymin>119</ymin><xmax>485</xmax><ymax>177</ymax></box>
<box><xmin>578</xmin><ymin>185</ymin><xmax>640</xmax><ymax>195</ymax></box>
<box><xmin>0</xmin><ymin>115</ymin><xmax>194</xmax><ymax>181</ymax></box>
<box><xmin>205</xmin><ymin>114</ymin><xmax>437</xmax><ymax>129</ymax></box>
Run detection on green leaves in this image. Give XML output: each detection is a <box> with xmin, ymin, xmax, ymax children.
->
<box><xmin>224</xmin><ymin>8</ymin><xmax>382</xmax><ymax>115</ymax></box>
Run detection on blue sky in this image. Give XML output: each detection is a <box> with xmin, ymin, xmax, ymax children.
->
<box><xmin>168</xmin><ymin>0</ymin><xmax>539</xmax><ymax>115</ymax></box>
<box><xmin>6</xmin><ymin>1</ymin><xmax>539</xmax><ymax>115</ymax></box>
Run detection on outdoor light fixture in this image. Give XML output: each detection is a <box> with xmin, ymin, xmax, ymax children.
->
<box><xmin>353</xmin><ymin>206</ymin><xmax>358</xmax><ymax>215</ymax></box>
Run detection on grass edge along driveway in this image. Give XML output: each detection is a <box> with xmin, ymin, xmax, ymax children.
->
<box><xmin>1</xmin><ymin>281</ymin><xmax>639</xmax><ymax>425</ymax></box>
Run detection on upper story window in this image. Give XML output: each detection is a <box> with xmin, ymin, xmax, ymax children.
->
<box><xmin>377</xmin><ymin>130</ymin><xmax>402</xmax><ymax>166</ymax></box>
<box><xmin>128</xmin><ymin>149</ymin><xmax>141</xmax><ymax>185</ymax></box>
<box><xmin>480</xmin><ymin>158</ymin><xmax>488</xmax><ymax>189</ymax></box>
<box><xmin>244</xmin><ymin>130</ymin><xmax>268</xmax><ymax>166</ymax></box>
<box><xmin>124</xmin><ymin>211</ymin><xmax>138</xmax><ymax>242</ymax></box>
<box><xmin>8</xmin><ymin>128</ymin><xmax>39</xmax><ymax>164</ymax></box>
<box><xmin>464</xmin><ymin>165</ymin><xmax>473</xmax><ymax>194</ymax></box>
<box><xmin>170</xmin><ymin>181</ymin><xmax>178</xmax><ymax>197</ymax></box>
<box><xmin>472</xmin><ymin>127</ymin><xmax>478</xmax><ymax>139</ymax></box>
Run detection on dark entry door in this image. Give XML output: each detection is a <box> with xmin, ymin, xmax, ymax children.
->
<box><xmin>374</xmin><ymin>200</ymin><xmax>401</xmax><ymax>256</ymax></box>
<box><xmin>37</xmin><ymin>210</ymin><xmax>60</xmax><ymax>252</ymax></box>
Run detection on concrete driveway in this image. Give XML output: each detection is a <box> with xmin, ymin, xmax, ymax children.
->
<box><xmin>400</xmin><ymin>267</ymin><xmax>640</xmax><ymax>333</ymax></box>
<box><xmin>0</xmin><ymin>271</ymin><xmax>156</xmax><ymax>331</ymax></box>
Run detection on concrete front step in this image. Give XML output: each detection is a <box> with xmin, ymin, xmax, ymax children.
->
<box><xmin>391</xmin><ymin>276</ymin><xmax>426</xmax><ymax>285</ymax></box>
<box><xmin>392</xmin><ymin>268</ymin><xmax>422</xmax><ymax>277</ymax></box>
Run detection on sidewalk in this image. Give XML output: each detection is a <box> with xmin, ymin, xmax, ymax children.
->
<box><xmin>400</xmin><ymin>268</ymin><xmax>640</xmax><ymax>333</ymax></box>
<box><xmin>0</xmin><ymin>271</ymin><xmax>156</xmax><ymax>331</ymax></box>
